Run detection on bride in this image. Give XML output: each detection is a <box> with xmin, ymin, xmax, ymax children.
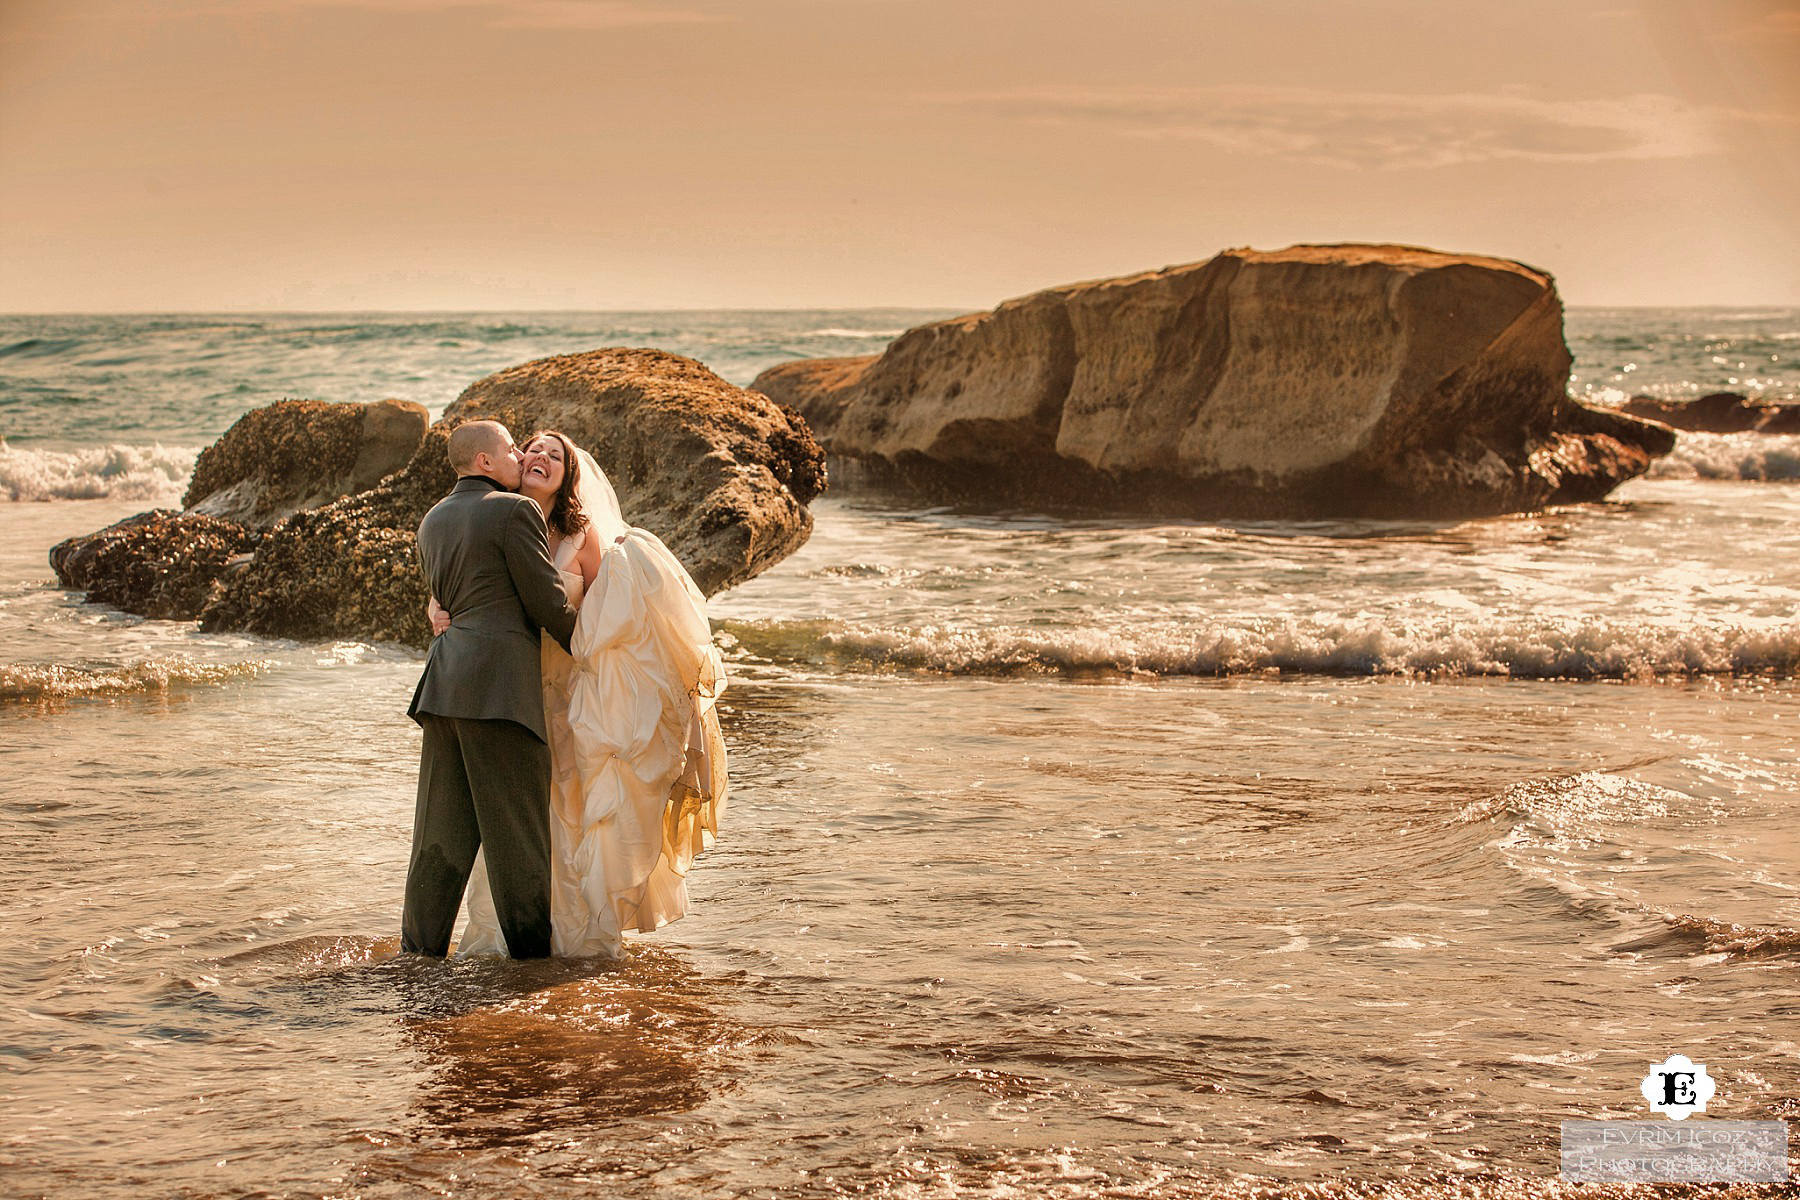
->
<box><xmin>430</xmin><ymin>430</ymin><xmax>729</xmax><ymax>959</ymax></box>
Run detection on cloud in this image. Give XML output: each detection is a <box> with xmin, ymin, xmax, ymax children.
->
<box><xmin>1720</xmin><ymin>3</ymin><xmax>1800</xmax><ymax>40</ymax></box>
<box><xmin>939</xmin><ymin>85</ymin><xmax>1726</xmax><ymax>169</ymax></box>
<box><xmin>484</xmin><ymin>0</ymin><xmax>718</xmax><ymax>28</ymax></box>
<box><xmin>225</xmin><ymin>0</ymin><xmax>720</xmax><ymax>30</ymax></box>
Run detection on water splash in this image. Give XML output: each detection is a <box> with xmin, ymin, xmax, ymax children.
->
<box><xmin>0</xmin><ymin>655</ymin><xmax>268</xmax><ymax>701</ymax></box>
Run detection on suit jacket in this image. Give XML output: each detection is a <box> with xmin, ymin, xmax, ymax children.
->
<box><xmin>407</xmin><ymin>475</ymin><xmax>578</xmax><ymax>743</ymax></box>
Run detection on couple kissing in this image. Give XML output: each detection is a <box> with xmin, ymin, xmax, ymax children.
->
<box><xmin>403</xmin><ymin>419</ymin><xmax>728</xmax><ymax>961</ymax></box>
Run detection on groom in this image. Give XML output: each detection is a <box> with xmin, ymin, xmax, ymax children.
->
<box><xmin>402</xmin><ymin>420</ymin><xmax>578</xmax><ymax>958</ymax></box>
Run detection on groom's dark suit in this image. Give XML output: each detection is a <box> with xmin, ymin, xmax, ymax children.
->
<box><xmin>403</xmin><ymin>474</ymin><xmax>577</xmax><ymax>957</ymax></box>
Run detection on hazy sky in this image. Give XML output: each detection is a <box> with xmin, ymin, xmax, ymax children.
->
<box><xmin>1</xmin><ymin>0</ymin><xmax>1796</xmax><ymax>310</ymax></box>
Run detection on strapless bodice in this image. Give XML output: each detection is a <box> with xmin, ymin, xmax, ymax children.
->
<box><xmin>553</xmin><ymin>530</ymin><xmax>586</xmax><ymax>609</ymax></box>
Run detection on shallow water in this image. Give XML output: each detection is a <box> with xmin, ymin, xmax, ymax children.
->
<box><xmin>709</xmin><ymin>480</ymin><xmax>1800</xmax><ymax>679</ymax></box>
<box><xmin>3</xmin><ymin>498</ymin><xmax>1797</xmax><ymax>1197</ymax></box>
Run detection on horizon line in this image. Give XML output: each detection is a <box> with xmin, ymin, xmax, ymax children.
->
<box><xmin>3</xmin><ymin>302</ymin><xmax>1796</xmax><ymax>318</ymax></box>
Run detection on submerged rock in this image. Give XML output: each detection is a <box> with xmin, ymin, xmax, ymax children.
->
<box><xmin>49</xmin><ymin>510</ymin><xmax>260</xmax><ymax>622</ymax></box>
<box><xmin>52</xmin><ymin>349</ymin><xmax>827</xmax><ymax>646</ymax></box>
<box><xmin>1622</xmin><ymin>391</ymin><xmax>1800</xmax><ymax>435</ymax></box>
<box><xmin>183</xmin><ymin>397</ymin><xmax>429</xmax><ymax>528</ymax></box>
<box><xmin>753</xmin><ymin>244</ymin><xmax>1675</xmax><ymax>518</ymax></box>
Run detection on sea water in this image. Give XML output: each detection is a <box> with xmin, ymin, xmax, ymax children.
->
<box><xmin>0</xmin><ymin>309</ymin><xmax>1796</xmax><ymax>1197</ymax></box>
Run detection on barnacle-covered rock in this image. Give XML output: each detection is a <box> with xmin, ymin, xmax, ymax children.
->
<box><xmin>55</xmin><ymin>349</ymin><xmax>826</xmax><ymax>645</ymax></box>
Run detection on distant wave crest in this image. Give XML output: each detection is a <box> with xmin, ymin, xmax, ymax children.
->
<box><xmin>1648</xmin><ymin>913</ymin><xmax>1800</xmax><ymax>962</ymax></box>
<box><xmin>0</xmin><ymin>440</ymin><xmax>197</xmax><ymax>502</ymax></box>
<box><xmin>0</xmin><ymin>656</ymin><xmax>268</xmax><ymax>702</ymax></box>
<box><xmin>719</xmin><ymin>616</ymin><xmax>1800</xmax><ymax>680</ymax></box>
<box><xmin>1649</xmin><ymin>431</ymin><xmax>1800</xmax><ymax>481</ymax></box>
<box><xmin>0</xmin><ymin>336</ymin><xmax>82</xmax><ymax>360</ymax></box>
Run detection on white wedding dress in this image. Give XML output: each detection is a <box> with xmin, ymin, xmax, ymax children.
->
<box><xmin>456</xmin><ymin>447</ymin><xmax>728</xmax><ymax>959</ymax></box>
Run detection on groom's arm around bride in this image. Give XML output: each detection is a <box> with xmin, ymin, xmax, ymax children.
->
<box><xmin>401</xmin><ymin>420</ymin><xmax>577</xmax><ymax>959</ymax></box>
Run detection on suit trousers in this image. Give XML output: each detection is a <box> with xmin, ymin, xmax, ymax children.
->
<box><xmin>401</xmin><ymin>713</ymin><xmax>553</xmax><ymax>958</ymax></box>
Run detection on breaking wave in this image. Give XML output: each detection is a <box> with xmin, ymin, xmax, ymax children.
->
<box><xmin>1458</xmin><ymin>771</ymin><xmax>1683</xmax><ymax>830</ymax></box>
<box><xmin>0</xmin><ymin>439</ymin><xmax>197</xmax><ymax>502</ymax></box>
<box><xmin>719</xmin><ymin>616</ymin><xmax>1800</xmax><ymax>680</ymax></box>
<box><xmin>1462</xmin><ymin>772</ymin><xmax>1800</xmax><ymax>965</ymax></box>
<box><xmin>1615</xmin><ymin>913</ymin><xmax>1800</xmax><ymax>962</ymax></box>
<box><xmin>1649</xmin><ymin>431</ymin><xmax>1800</xmax><ymax>481</ymax></box>
<box><xmin>0</xmin><ymin>656</ymin><xmax>268</xmax><ymax>702</ymax></box>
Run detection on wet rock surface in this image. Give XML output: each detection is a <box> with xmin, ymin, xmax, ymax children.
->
<box><xmin>50</xmin><ymin>510</ymin><xmax>261</xmax><ymax>622</ymax></box>
<box><xmin>753</xmin><ymin>244</ymin><xmax>1674</xmax><ymax>518</ymax></box>
<box><xmin>1622</xmin><ymin>391</ymin><xmax>1800</xmax><ymax>434</ymax></box>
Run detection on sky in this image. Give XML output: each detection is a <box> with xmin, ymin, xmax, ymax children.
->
<box><xmin>0</xmin><ymin>0</ymin><xmax>1796</xmax><ymax>311</ymax></box>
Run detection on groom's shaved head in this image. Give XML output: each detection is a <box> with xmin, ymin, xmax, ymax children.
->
<box><xmin>447</xmin><ymin>420</ymin><xmax>510</xmax><ymax>473</ymax></box>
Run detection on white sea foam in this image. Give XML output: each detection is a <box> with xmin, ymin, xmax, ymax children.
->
<box><xmin>0</xmin><ymin>440</ymin><xmax>197</xmax><ymax>503</ymax></box>
<box><xmin>1649</xmin><ymin>431</ymin><xmax>1800</xmax><ymax>481</ymax></box>
<box><xmin>718</xmin><ymin>615</ymin><xmax>1800</xmax><ymax>680</ymax></box>
<box><xmin>0</xmin><ymin>655</ymin><xmax>268</xmax><ymax>701</ymax></box>
<box><xmin>800</xmin><ymin>328</ymin><xmax>906</xmax><ymax>339</ymax></box>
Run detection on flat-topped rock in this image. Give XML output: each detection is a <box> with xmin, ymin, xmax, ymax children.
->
<box><xmin>753</xmin><ymin>244</ymin><xmax>1675</xmax><ymax>517</ymax></box>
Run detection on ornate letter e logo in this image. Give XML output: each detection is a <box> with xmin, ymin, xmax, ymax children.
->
<box><xmin>1641</xmin><ymin>1054</ymin><xmax>1715</xmax><ymax>1120</ymax></box>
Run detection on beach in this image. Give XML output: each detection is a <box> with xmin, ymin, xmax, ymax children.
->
<box><xmin>2</xmin><ymin>309</ymin><xmax>1797</xmax><ymax>1196</ymax></box>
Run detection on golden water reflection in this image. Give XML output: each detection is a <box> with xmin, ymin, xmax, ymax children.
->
<box><xmin>387</xmin><ymin>949</ymin><xmax>733</xmax><ymax>1146</ymax></box>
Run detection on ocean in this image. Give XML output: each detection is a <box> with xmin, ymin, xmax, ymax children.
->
<box><xmin>1</xmin><ymin>308</ymin><xmax>1796</xmax><ymax>1197</ymax></box>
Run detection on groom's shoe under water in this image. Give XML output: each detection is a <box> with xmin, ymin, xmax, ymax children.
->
<box><xmin>401</xmin><ymin>713</ymin><xmax>554</xmax><ymax>959</ymax></box>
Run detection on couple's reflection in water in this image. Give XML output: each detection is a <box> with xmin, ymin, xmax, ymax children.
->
<box><xmin>378</xmin><ymin>944</ymin><xmax>732</xmax><ymax>1145</ymax></box>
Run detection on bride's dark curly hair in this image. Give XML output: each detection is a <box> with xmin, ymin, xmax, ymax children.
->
<box><xmin>523</xmin><ymin>429</ymin><xmax>589</xmax><ymax>538</ymax></box>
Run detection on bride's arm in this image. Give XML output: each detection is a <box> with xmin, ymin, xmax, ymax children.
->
<box><xmin>576</xmin><ymin>528</ymin><xmax>627</xmax><ymax>591</ymax></box>
<box><xmin>427</xmin><ymin>595</ymin><xmax>450</xmax><ymax>636</ymax></box>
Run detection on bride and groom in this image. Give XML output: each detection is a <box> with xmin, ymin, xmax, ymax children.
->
<box><xmin>402</xmin><ymin>419</ymin><xmax>727</xmax><ymax>960</ymax></box>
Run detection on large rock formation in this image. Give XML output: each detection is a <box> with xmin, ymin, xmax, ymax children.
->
<box><xmin>49</xmin><ymin>397</ymin><xmax>430</xmax><ymax>634</ymax></box>
<box><xmin>439</xmin><ymin>348</ymin><xmax>825</xmax><ymax>595</ymax></box>
<box><xmin>52</xmin><ymin>350</ymin><xmax>825</xmax><ymax>648</ymax></box>
<box><xmin>752</xmin><ymin>244</ymin><xmax>1675</xmax><ymax>517</ymax></box>
<box><xmin>200</xmin><ymin>348</ymin><xmax>823</xmax><ymax>645</ymax></box>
